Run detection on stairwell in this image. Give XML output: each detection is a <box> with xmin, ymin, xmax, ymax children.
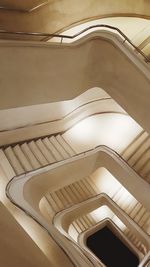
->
<box><xmin>1</xmin><ymin>127</ymin><xmax>150</xmax><ymax>264</ymax></box>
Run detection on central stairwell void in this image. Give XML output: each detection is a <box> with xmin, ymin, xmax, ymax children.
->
<box><xmin>1</xmin><ymin>88</ymin><xmax>150</xmax><ymax>267</ymax></box>
<box><xmin>6</xmin><ymin>145</ymin><xmax>150</xmax><ymax>267</ymax></box>
<box><xmin>87</xmin><ymin>225</ymin><xmax>139</xmax><ymax>267</ymax></box>
<box><xmin>1</xmin><ymin>25</ymin><xmax>150</xmax><ymax>267</ymax></box>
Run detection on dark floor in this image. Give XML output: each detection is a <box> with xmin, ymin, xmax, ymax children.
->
<box><xmin>87</xmin><ymin>226</ymin><xmax>139</xmax><ymax>267</ymax></box>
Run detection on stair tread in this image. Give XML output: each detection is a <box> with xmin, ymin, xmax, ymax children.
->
<box><xmin>139</xmin><ymin>159</ymin><xmax>150</xmax><ymax>177</ymax></box>
<box><xmin>43</xmin><ymin>137</ymin><xmax>63</xmax><ymax>161</ymax></box>
<box><xmin>0</xmin><ymin>149</ymin><xmax>16</xmax><ymax>179</ymax></box>
<box><xmin>36</xmin><ymin>139</ymin><xmax>56</xmax><ymax>164</ymax></box>
<box><xmin>55</xmin><ymin>189</ymin><xmax>70</xmax><ymax>208</ymax></box>
<box><xmin>50</xmin><ymin>191</ymin><xmax>64</xmax><ymax>210</ymax></box>
<box><xmin>56</xmin><ymin>135</ymin><xmax>76</xmax><ymax>157</ymax></box>
<box><xmin>128</xmin><ymin>138</ymin><xmax>150</xmax><ymax>166</ymax></box>
<box><xmin>50</xmin><ymin>136</ymin><xmax>69</xmax><ymax>159</ymax></box>
<box><xmin>122</xmin><ymin>131</ymin><xmax>148</xmax><ymax>160</ymax></box>
<box><xmin>21</xmin><ymin>143</ymin><xmax>41</xmax><ymax>169</ymax></box>
<box><xmin>46</xmin><ymin>193</ymin><xmax>60</xmax><ymax>213</ymax></box>
<box><xmin>28</xmin><ymin>141</ymin><xmax>48</xmax><ymax>166</ymax></box>
<box><xmin>4</xmin><ymin>146</ymin><xmax>24</xmax><ymax>175</ymax></box>
<box><xmin>13</xmin><ymin>145</ymin><xmax>33</xmax><ymax>172</ymax></box>
<box><xmin>60</xmin><ymin>187</ymin><xmax>74</xmax><ymax>205</ymax></box>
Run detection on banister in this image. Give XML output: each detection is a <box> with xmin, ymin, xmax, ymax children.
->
<box><xmin>0</xmin><ymin>24</ymin><xmax>149</xmax><ymax>62</ymax></box>
<box><xmin>138</xmin><ymin>252</ymin><xmax>150</xmax><ymax>267</ymax></box>
<box><xmin>53</xmin><ymin>193</ymin><xmax>150</xmax><ymax>266</ymax></box>
<box><xmin>5</xmin><ymin>144</ymin><xmax>149</xmax><ymax>186</ymax></box>
<box><xmin>5</xmin><ymin>145</ymin><xmax>150</xmax><ymax>267</ymax></box>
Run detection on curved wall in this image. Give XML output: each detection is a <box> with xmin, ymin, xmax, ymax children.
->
<box><xmin>0</xmin><ymin>32</ymin><xmax>150</xmax><ymax>134</ymax></box>
<box><xmin>0</xmin><ymin>0</ymin><xmax>150</xmax><ymax>33</ymax></box>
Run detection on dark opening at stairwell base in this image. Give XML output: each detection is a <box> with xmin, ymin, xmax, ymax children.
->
<box><xmin>86</xmin><ymin>226</ymin><xmax>139</xmax><ymax>267</ymax></box>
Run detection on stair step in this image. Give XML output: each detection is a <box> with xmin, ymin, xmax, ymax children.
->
<box><xmin>75</xmin><ymin>218</ymin><xmax>86</xmax><ymax>232</ymax></box>
<box><xmin>139</xmin><ymin>159</ymin><xmax>150</xmax><ymax>177</ymax></box>
<box><xmin>4</xmin><ymin>147</ymin><xmax>24</xmax><ymax>175</ymax></box>
<box><xmin>128</xmin><ymin>138</ymin><xmax>150</xmax><ymax>166</ymax></box>
<box><xmin>82</xmin><ymin>178</ymin><xmax>96</xmax><ymax>196</ymax></box>
<box><xmin>70</xmin><ymin>207</ymin><xmax>147</xmax><ymax>256</ymax></box>
<box><xmin>134</xmin><ymin>207</ymin><xmax>146</xmax><ymax>223</ymax></box>
<box><xmin>86</xmin><ymin>214</ymin><xmax>96</xmax><ymax>225</ymax></box>
<box><xmin>122</xmin><ymin>131</ymin><xmax>148</xmax><ymax>160</ymax></box>
<box><xmin>124</xmin><ymin>199</ymin><xmax>138</xmax><ymax>214</ymax></box>
<box><xmin>85</xmin><ymin>176</ymin><xmax>100</xmax><ymax>194</ymax></box>
<box><xmin>55</xmin><ymin>189</ymin><xmax>70</xmax><ymax>208</ymax></box>
<box><xmin>49</xmin><ymin>136</ymin><xmax>69</xmax><ymax>159</ymax></box>
<box><xmin>69</xmin><ymin>224</ymin><xmax>79</xmax><ymax>239</ymax></box>
<box><xmin>46</xmin><ymin>193</ymin><xmax>60</xmax><ymax>213</ymax></box>
<box><xmin>138</xmin><ymin>211</ymin><xmax>150</xmax><ymax>227</ymax></box>
<box><xmin>41</xmin><ymin>197</ymin><xmax>55</xmax><ymax>219</ymax></box>
<box><xmin>28</xmin><ymin>141</ymin><xmax>48</xmax><ymax>166</ymax></box>
<box><xmin>43</xmin><ymin>137</ymin><xmax>63</xmax><ymax>161</ymax></box>
<box><xmin>142</xmin><ymin>217</ymin><xmax>150</xmax><ymax>234</ymax></box>
<box><xmin>50</xmin><ymin>191</ymin><xmax>64</xmax><ymax>210</ymax></box>
<box><xmin>129</xmin><ymin>203</ymin><xmax>142</xmax><ymax>218</ymax></box>
<box><xmin>115</xmin><ymin>190</ymin><xmax>130</xmax><ymax>209</ymax></box>
<box><xmin>36</xmin><ymin>139</ymin><xmax>56</xmax><ymax>164</ymax></box>
<box><xmin>73</xmin><ymin>181</ymin><xmax>88</xmax><ymax>200</ymax></box>
<box><xmin>69</xmin><ymin>183</ymin><xmax>83</xmax><ymax>202</ymax></box>
<box><xmin>60</xmin><ymin>187</ymin><xmax>74</xmax><ymax>205</ymax></box>
<box><xmin>13</xmin><ymin>145</ymin><xmax>33</xmax><ymax>172</ymax></box>
<box><xmin>79</xmin><ymin>217</ymin><xmax>89</xmax><ymax>229</ymax></box>
<box><xmin>56</xmin><ymin>135</ymin><xmax>76</xmax><ymax>157</ymax></box>
<box><xmin>133</xmin><ymin>148</ymin><xmax>150</xmax><ymax>171</ymax></box>
<box><xmin>77</xmin><ymin>180</ymin><xmax>93</xmax><ymax>198</ymax></box>
<box><xmin>82</xmin><ymin>215</ymin><xmax>93</xmax><ymax>228</ymax></box>
<box><xmin>0</xmin><ymin>149</ymin><xmax>15</xmax><ymax>179</ymax></box>
<box><xmin>126</xmin><ymin>231</ymin><xmax>145</xmax><ymax>254</ymax></box>
<box><xmin>62</xmin><ymin>135</ymin><xmax>79</xmax><ymax>154</ymax></box>
<box><xmin>21</xmin><ymin>143</ymin><xmax>41</xmax><ymax>169</ymax></box>
<box><xmin>72</xmin><ymin>221</ymin><xmax>81</xmax><ymax>234</ymax></box>
<box><xmin>65</xmin><ymin>185</ymin><xmax>79</xmax><ymax>203</ymax></box>
<box><xmin>113</xmin><ymin>187</ymin><xmax>125</xmax><ymax>203</ymax></box>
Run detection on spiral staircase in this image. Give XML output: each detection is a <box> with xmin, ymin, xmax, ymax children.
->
<box><xmin>0</xmin><ymin>2</ymin><xmax>150</xmax><ymax>266</ymax></box>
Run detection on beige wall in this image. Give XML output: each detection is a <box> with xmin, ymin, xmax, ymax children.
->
<box><xmin>0</xmin><ymin>160</ymin><xmax>74</xmax><ymax>267</ymax></box>
<box><xmin>0</xmin><ymin>33</ymin><xmax>149</xmax><ymax>134</ymax></box>
<box><xmin>0</xmin><ymin>0</ymin><xmax>150</xmax><ymax>34</ymax></box>
<box><xmin>0</xmin><ymin>201</ymin><xmax>52</xmax><ymax>267</ymax></box>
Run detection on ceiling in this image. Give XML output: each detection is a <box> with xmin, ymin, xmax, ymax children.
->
<box><xmin>0</xmin><ymin>0</ymin><xmax>149</xmax><ymax>45</ymax></box>
<box><xmin>0</xmin><ymin>0</ymin><xmax>49</xmax><ymax>11</ymax></box>
<box><xmin>0</xmin><ymin>0</ymin><xmax>149</xmax><ymax>34</ymax></box>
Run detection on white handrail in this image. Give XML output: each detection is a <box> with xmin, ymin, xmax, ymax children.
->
<box><xmin>6</xmin><ymin>145</ymin><xmax>150</xmax><ymax>267</ymax></box>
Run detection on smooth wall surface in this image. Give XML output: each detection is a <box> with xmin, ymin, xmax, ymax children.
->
<box><xmin>0</xmin><ymin>33</ymin><xmax>150</xmax><ymax>133</ymax></box>
<box><xmin>0</xmin><ymin>0</ymin><xmax>150</xmax><ymax>33</ymax></box>
<box><xmin>0</xmin><ymin>201</ymin><xmax>52</xmax><ymax>267</ymax></box>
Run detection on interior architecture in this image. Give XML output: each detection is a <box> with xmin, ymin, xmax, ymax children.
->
<box><xmin>0</xmin><ymin>1</ymin><xmax>150</xmax><ymax>266</ymax></box>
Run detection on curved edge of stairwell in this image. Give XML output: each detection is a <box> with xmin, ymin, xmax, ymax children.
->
<box><xmin>78</xmin><ymin>218</ymin><xmax>142</xmax><ymax>262</ymax></box>
<box><xmin>5</xmin><ymin>145</ymin><xmax>150</xmax><ymax>267</ymax></box>
<box><xmin>53</xmin><ymin>193</ymin><xmax>150</xmax><ymax>261</ymax></box>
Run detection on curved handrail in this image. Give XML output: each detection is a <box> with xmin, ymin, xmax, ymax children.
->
<box><xmin>144</xmin><ymin>259</ymin><xmax>150</xmax><ymax>266</ymax></box>
<box><xmin>138</xmin><ymin>252</ymin><xmax>150</xmax><ymax>267</ymax></box>
<box><xmin>53</xmin><ymin>193</ymin><xmax>149</xmax><ymax>266</ymax></box>
<box><xmin>0</xmin><ymin>24</ymin><xmax>149</xmax><ymax>62</ymax></box>
<box><xmin>53</xmin><ymin>192</ymin><xmax>150</xmax><ymax>243</ymax></box>
<box><xmin>0</xmin><ymin>96</ymin><xmax>113</xmax><ymax>134</ymax></box>
<box><xmin>5</xmin><ymin>144</ymin><xmax>149</xmax><ymax>183</ymax></box>
<box><xmin>5</xmin><ymin>145</ymin><xmax>150</xmax><ymax>267</ymax></box>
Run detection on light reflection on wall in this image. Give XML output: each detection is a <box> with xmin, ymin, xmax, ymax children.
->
<box><xmin>63</xmin><ymin>113</ymin><xmax>142</xmax><ymax>154</ymax></box>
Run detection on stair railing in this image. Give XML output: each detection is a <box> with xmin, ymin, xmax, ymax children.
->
<box><xmin>53</xmin><ymin>193</ymin><xmax>150</xmax><ymax>267</ymax></box>
<box><xmin>138</xmin><ymin>252</ymin><xmax>150</xmax><ymax>267</ymax></box>
<box><xmin>0</xmin><ymin>24</ymin><xmax>149</xmax><ymax>62</ymax></box>
<box><xmin>6</xmin><ymin>145</ymin><xmax>150</xmax><ymax>267</ymax></box>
